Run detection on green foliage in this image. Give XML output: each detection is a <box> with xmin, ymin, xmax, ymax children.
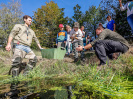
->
<box><xmin>0</xmin><ymin>49</ymin><xmax>133</xmax><ymax>98</ymax></box>
<box><xmin>31</xmin><ymin>1</ymin><xmax>67</xmax><ymax>48</ymax></box>
<box><xmin>83</xmin><ymin>5</ymin><xmax>107</xmax><ymax>37</ymax></box>
<box><xmin>100</xmin><ymin>0</ymin><xmax>131</xmax><ymax>36</ymax></box>
<box><xmin>72</xmin><ymin>4</ymin><xmax>84</xmax><ymax>25</ymax></box>
<box><xmin>115</xmin><ymin>3</ymin><xmax>131</xmax><ymax>36</ymax></box>
<box><xmin>0</xmin><ymin>0</ymin><xmax>23</xmax><ymax>47</ymax></box>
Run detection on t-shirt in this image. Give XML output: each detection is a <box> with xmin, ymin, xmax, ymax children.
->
<box><xmin>70</xmin><ymin>29</ymin><xmax>83</xmax><ymax>42</ymax></box>
<box><xmin>81</xmin><ymin>30</ymin><xmax>86</xmax><ymax>43</ymax></box>
<box><xmin>107</xmin><ymin>20</ymin><xmax>115</xmax><ymax>31</ymax></box>
<box><xmin>67</xmin><ymin>31</ymin><xmax>71</xmax><ymax>42</ymax></box>
<box><xmin>120</xmin><ymin>1</ymin><xmax>133</xmax><ymax>17</ymax></box>
<box><xmin>81</xmin><ymin>30</ymin><xmax>85</xmax><ymax>37</ymax></box>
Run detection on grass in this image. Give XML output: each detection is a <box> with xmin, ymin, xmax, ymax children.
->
<box><xmin>0</xmin><ymin>48</ymin><xmax>133</xmax><ymax>98</ymax></box>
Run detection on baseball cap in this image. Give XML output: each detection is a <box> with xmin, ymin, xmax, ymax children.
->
<box><xmin>74</xmin><ymin>22</ymin><xmax>79</xmax><ymax>28</ymax></box>
<box><xmin>59</xmin><ymin>24</ymin><xmax>64</xmax><ymax>28</ymax></box>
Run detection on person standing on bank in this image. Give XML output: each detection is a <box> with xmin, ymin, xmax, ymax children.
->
<box><xmin>119</xmin><ymin>0</ymin><xmax>133</xmax><ymax>34</ymax></box>
<box><xmin>106</xmin><ymin>15</ymin><xmax>116</xmax><ymax>32</ymax></box>
<box><xmin>76</xmin><ymin>27</ymin><xmax>129</xmax><ymax>68</ymax></box>
<box><xmin>56</xmin><ymin>24</ymin><xmax>67</xmax><ymax>49</ymax></box>
<box><xmin>80</xmin><ymin>26</ymin><xmax>86</xmax><ymax>46</ymax></box>
<box><xmin>70</xmin><ymin>22</ymin><xmax>85</xmax><ymax>62</ymax></box>
<box><xmin>80</xmin><ymin>26</ymin><xmax>85</xmax><ymax>38</ymax></box>
<box><xmin>66</xmin><ymin>25</ymin><xmax>72</xmax><ymax>56</ymax></box>
<box><xmin>5</xmin><ymin>15</ymin><xmax>43</xmax><ymax>77</ymax></box>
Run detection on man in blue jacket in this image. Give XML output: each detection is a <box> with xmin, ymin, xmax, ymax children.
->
<box><xmin>56</xmin><ymin>24</ymin><xmax>67</xmax><ymax>49</ymax></box>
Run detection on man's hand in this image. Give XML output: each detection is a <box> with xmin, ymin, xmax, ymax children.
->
<box><xmin>76</xmin><ymin>45</ymin><xmax>83</xmax><ymax>51</ymax></box>
<box><xmin>75</xmin><ymin>37</ymin><xmax>78</xmax><ymax>39</ymax></box>
<box><xmin>37</xmin><ymin>44</ymin><xmax>44</xmax><ymax>50</ymax></box>
<box><xmin>5</xmin><ymin>44</ymin><xmax>11</xmax><ymax>51</ymax></box>
<box><xmin>70</xmin><ymin>36</ymin><xmax>74</xmax><ymax>39</ymax></box>
<box><xmin>5</xmin><ymin>36</ymin><xmax>13</xmax><ymax>51</ymax></box>
<box><xmin>40</xmin><ymin>48</ymin><xmax>44</xmax><ymax>50</ymax></box>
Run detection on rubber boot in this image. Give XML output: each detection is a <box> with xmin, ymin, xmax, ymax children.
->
<box><xmin>11</xmin><ymin>68</ymin><xmax>20</xmax><ymax>77</ymax></box>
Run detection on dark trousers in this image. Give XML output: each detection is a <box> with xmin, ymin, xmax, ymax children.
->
<box><xmin>95</xmin><ymin>40</ymin><xmax>128</xmax><ymax>65</ymax></box>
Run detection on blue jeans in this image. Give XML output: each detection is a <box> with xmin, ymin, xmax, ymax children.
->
<box><xmin>16</xmin><ymin>44</ymin><xmax>31</xmax><ymax>53</ymax></box>
<box><xmin>127</xmin><ymin>14</ymin><xmax>133</xmax><ymax>33</ymax></box>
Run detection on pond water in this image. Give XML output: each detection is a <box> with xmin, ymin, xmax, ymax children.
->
<box><xmin>0</xmin><ymin>77</ymin><xmax>133</xmax><ymax>99</ymax></box>
<box><xmin>0</xmin><ymin>78</ymin><xmax>76</xmax><ymax>99</ymax></box>
<box><xmin>0</xmin><ymin>84</ymin><xmax>73</xmax><ymax>99</ymax></box>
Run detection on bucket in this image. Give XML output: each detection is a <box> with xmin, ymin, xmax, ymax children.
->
<box><xmin>41</xmin><ymin>47</ymin><xmax>66</xmax><ymax>59</ymax></box>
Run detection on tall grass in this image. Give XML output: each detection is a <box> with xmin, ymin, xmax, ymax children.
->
<box><xmin>0</xmin><ymin>49</ymin><xmax>133</xmax><ymax>98</ymax></box>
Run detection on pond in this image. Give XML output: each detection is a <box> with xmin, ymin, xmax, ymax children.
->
<box><xmin>0</xmin><ymin>78</ymin><xmax>76</xmax><ymax>99</ymax></box>
<box><xmin>0</xmin><ymin>76</ymin><xmax>133</xmax><ymax>99</ymax></box>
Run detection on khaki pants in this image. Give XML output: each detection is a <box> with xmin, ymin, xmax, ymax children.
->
<box><xmin>11</xmin><ymin>48</ymin><xmax>37</xmax><ymax>77</ymax></box>
<box><xmin>57</xmin><ymin>42</ymin><xmax>66</xmax><ymax>48</ymax></box>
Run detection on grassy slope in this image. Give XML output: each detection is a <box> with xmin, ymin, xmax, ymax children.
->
<box><xmin>0</xmin><ymin>48</ymin><xmax>133</xmax><ymax>98</ymax></box>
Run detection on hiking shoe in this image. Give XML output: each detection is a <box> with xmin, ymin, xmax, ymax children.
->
<box><xmin>61</xmin><ymin>47</ymin><xmax>65</xmax><ymax>50</ymax></box>
<box><xmin>11</xmin><ymin>68</ymin><xmax>20</xmax><ymax>77</ymax></box>
<box><xmin>67</xmin><ymin>53</ymin><xmax>70</xmax><ymax>57</ymax></box>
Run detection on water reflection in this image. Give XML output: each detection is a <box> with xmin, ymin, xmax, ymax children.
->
<box><xmin>26</xmin><ymin>85</ymin><xmax>73</xmax><ymax>99</ymax></box>
<box><xmin>0</xmin><ymin>81</ymin><xmax>73</xmax><ymax>99</ymax></box>
<box><xmin>0</xmin><ymin>83</ymin><xmax>20</xmax><ymax>99</ymax></box>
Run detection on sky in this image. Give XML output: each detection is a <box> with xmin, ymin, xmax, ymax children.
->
<box><xmin>0</xmin><ymin>0</ymin><xmax>102</xmax><ymax>18</ymax></box>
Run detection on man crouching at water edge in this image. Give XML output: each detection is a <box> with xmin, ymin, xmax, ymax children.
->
<box><xmin>5</xmin><ymin>15</ymin><xmax>43</xmax><ymax>77</ymax></box>
<box><xmin>76</xmin><ymin>27</ymin><xmax>129</xmax><ymax>69</ymax></box>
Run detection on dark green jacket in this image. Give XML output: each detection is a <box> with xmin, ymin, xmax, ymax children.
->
<box><xmin>90</xmin><ymin>29</ymin><xmax>129</xmax><ymax>48</ymax></box>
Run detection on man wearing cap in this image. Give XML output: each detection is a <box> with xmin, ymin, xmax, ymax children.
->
<box><xmin>70</xmin><ymin>22</ymin><xmax>85</xmax><ymax>62</ymax></box>
<box><xmin>56</xmin><ymin>24</ymin><xmax>67</xmax><ymax>49</ymax></box>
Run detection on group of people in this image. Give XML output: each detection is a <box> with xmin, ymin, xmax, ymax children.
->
<box><xmin>5</xmin><ymin>0</ymin><xmax>132</xmax><ymax>77</ymax></box>
<box><xmin>56</xmin><ymin>22</ymin><xmax>92</xmax><ymax>62</ymax></box>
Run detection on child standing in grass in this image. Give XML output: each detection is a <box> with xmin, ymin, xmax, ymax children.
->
<box><xmin>80</xmin><ymin>26</ymin><xmax>86</xmax><ymax>46</ymax></box>
<box><xmin>70</xmin><ymin>22</ymin><xmax>85</xmax><ymax>62</ymax></box>
<box><xmin>56</xmin><ymin>24</ymin><xmax>67</xmax><ymax>49</ymax></box>
<box><xmin>66</xmin><ymin>25</ymin><xmax>72</xmax><ymax>56</ymax></box>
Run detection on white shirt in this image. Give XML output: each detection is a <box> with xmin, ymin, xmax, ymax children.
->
<box><xmin>81</xmin><ymin>30</ymin><xmax>85</xmax><ymax>37</ymax></box>
<box><xmin>120</xmin><ymin>1</ymin><xmax>133</xmax><ymax>17</ymax></box>
<box><xmin>70</xmin><ymin>29</ymin><xmax>83</xmax><ymax>42</ymax></box>
<box><xmin>67</xmin><ymin>32</ymin><xmax>71</xmax><ymax>42</ymax></box>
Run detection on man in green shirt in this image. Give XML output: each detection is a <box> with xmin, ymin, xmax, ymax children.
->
<box><xmin>76</xmin><ymin>27</ymin><xmax>129</xmax><ymax>67</ymax></box>
<box><xmin>5</xmin><ymin>15</ymin><xmax>42</xmax><ymax>77</ymax></box>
